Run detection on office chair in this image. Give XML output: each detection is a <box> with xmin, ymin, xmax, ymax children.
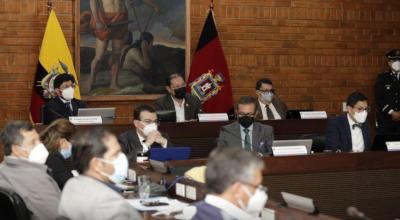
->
<box><xmin>0</xmin><ymin>187</ymin><xmax>31</xmax><ymax>220</ymax></box>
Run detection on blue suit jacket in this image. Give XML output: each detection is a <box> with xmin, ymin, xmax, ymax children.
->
<box><xmin>325</xmin><ymin>114</ymin><xmax>371</xmax><ymax>152</ymax></box>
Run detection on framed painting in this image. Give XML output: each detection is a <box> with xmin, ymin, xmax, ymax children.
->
<box><xmin>75</xmin><ymin>0</ymin><xmax>191</xmax><ymax>100</ymax></box>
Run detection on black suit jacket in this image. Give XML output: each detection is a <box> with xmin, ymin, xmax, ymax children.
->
<box><xmin>325</xmin><ymin>114</ymin><xmax>371</xmax><ymax>152</ymax></box>
<box><xmin>118</xmin><ymin>130</ymin><xmax>172</xmax><ymax>163</ymax></box>
<box><xmin>255</xmin><ymin>97</ymin><xmax>288</xmax><ymax>120</ymax></box>
<box><xmin>45</xmin><ymin>152</ymin><xmax>73</xmax><ymax>190</ymax></box>
<box><xmin>43</xmin><ymin>97</ymin><xmax>86</xmax><ymax>125</ymax></box>
<box><xmin>154</xmin><ymin>94</ymin><xmax>202</xmax><ymax>121</ymax></box>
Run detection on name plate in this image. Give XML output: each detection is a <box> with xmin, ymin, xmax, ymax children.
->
<box><xmin>198</xmin><ymin>113</ymin><xmax>229</xmax><ymax>122</ymax></box>
<box><xmin>69</xmin><ymin>116</ymin><xmax>102</xmax><ymax>125</ymax></box>
<box><xmin>272</xmin><ymin>145</ymin><xmax>308</xmax><ymax>156</ymax></box>
<box><xmin>386</xmin><ymin>141</ymin><xmax>400</xmax><ymax>151</ymax></box>
<box><xmin>300</xmin><ymin>111</ymin><xmax>327</xmax><ymax>119</ymax></box>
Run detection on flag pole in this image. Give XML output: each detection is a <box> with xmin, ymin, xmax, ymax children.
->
<box><xmin>210</xmin><ymin>0</ymin><xmax>214</xmax><ymax>10</ymax></box>
<box><xmin>47</xmin><ymin>0</ymin><xmax>52</xmax><ymax>14</ymax></box>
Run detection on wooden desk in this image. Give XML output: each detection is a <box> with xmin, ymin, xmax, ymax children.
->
<box><xmin>35</xmin><ymin>119</ymin><xmax>327</xmax><ymax>158</ymax></box>
<box><xmin>164</xmin><ymin>152</ymin><xmax>400</xmax><ymax>219</ymax></box>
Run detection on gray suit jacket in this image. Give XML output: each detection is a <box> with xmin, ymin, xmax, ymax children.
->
<box><xmin>154</xmin><ymin>93</ymin><xmax>202</xmax><ymax>121</ymax></box>
<box><xmin>255</xmin><ymin>97</ymin><xmax>288</xmax><ymax>120</ymax></box>
<box><xmin>59</xmin><ymin>175</ymin><xmax>142</xmax><ymax>220</ymax></box>
<box><xmin>217</xmin><ymin>121</ymin><xmax>274</xmax><ymax>155</ymax></box>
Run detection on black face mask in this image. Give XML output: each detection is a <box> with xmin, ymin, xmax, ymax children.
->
<box><xmin>173</xmin><ymin>87</ymin><xmax>186</xmax><ymax>99</ymax></box>
<box><xmin>238</xmin><ymin>116</ymin><xmax>254</xmax><ymax>128</ymax></box>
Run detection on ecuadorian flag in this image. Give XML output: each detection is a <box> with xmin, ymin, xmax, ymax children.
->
<box><xmin>30</xmin><ymin>10</ymin><xmax>81</xmax><ymax>123</ymax></box>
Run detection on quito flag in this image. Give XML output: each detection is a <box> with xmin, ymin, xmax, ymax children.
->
<box><xmin>29</xmin><ymin>10</ymin><xmax>81</xmax><ymax>123</ymax></box>
<box><xmin>187</xmin><ymin>8</ymin><xmax>233</xmax><ymax>113</ymax></box>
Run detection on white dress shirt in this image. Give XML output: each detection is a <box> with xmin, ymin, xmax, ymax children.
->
<box><xmin>347</xmin><ymin>114</ymin><xmax>365</xmax><ymax>152</ymax></box>
<box><xmin>258</xmin><ymin>100</ymin><xmax>281</xmax><ymax>120</ymax></box>
<box><xmin>240</xmin><ymin>124</ymin><xmax>253</xmax><ymax>150</ymax></box>
<box><xmin>172</xmin><ymin>96</ymin><xmax>185</xmax><ymax>122</ymax></box>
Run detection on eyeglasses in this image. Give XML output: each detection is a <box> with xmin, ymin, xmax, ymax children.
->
<box><xmin>140</xmin><ymin>119</ymin><xmax>160</xmax><ymax>125</ymax></box>
<box><xmin>240</xmin><ymin>181</ymin><xmax>268</xmax><ymax>192</ymax></box>
<box><xmin>237</xmin><ymin>113</ymin><xmax>255</xmax><ymax>117</ymax></box>
<box><xmin>353</xmin><ymin>107</ymin><xmax>370</xmax><ymax>112</ymax></box>
<box><xmin>258</xmin><ymin>89</ymin><xmax>275</xmax><ymax>93</ymax></box>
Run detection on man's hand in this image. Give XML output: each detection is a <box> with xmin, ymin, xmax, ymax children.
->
<box><xmin>95</xmin><ymin>22</ymin><xmax>106</xmax><ymax>30</ymax></box>
<box><xmin>391</xmin><ymin>111</ymin><xmax>400</xmax><ymax>121</ymax></box>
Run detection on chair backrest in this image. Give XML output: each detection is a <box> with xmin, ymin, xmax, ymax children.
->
<box><xmin>300</xmin><ymin>133</ymin><xmax>326</xmax><ymax>153</ymax></box>
<box><xmin>0</xmin><ymin>187</ymin><xmax>31</xmax><ymax>220</ymax></box>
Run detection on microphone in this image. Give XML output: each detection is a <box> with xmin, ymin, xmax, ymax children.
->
<box><xmin>347</xmin><ymin>206</ymin><xmax>372</xmax><ymax>220</ymax></box>
<box><xmin>219</xmin><ymin>125</ymin><xmax>270</xmax><ymax>156</ymax></box>
<box><xmin>48</xmin><ymin>108</ymin><xmax>69</xmax><ymax>119</ymax></box>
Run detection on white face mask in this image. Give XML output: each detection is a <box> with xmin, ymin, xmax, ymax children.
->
<box><xmin>61</xmin><ymin>87</ymin><xmax>74</xmax><ymax>101</ymax></box>
<box><xmin>99</xmin><ymin>152</ymin><xmax>128</xmax><ymax>184</ymax></box>
<box><xmin>260</xmin><ymin>92</ymin><xmax>274</xmax><ymax>103</ymax></box>
<box><xmin>142</xmin><ymin>123</ymin><xmax>158</xmax><ymax>136</ymax></box>
<box><xmin>391</xmin><ymin>61</ymin><xmax>400</xmax><ymax>72</ymax></box>
<box><xmin>21</xmin><ymin>143</ymin><xmax>49</xmax><ymax>164</ymax></box>
<box><xmin>238</xmin><ymin>185</ymin><xmax>268</xmax><ymax>217</ymax></box>
<box><xmin>354</xmin><ymin>110</ymin><xmax>368</xmax><ymax>123</ymax></box>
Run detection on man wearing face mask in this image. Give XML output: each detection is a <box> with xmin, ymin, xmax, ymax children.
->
<box><xmin>217</xmin><ymin>96</ymin><xmax>274</xmax><ymax>155</ymax></box>
<box><xmin>0</xmin><ymin>120</ymin><xmax>61</xmax><ymax>220</ymax></box>
<box><xmin>255</xmin><ymin>78</ymin><xmax>288</xmax><ymax>120</ymax></box>
<box><xmin>326</xmin><ymin>92</ymin><xmax>371</xmax><ymax>152</ymax></box>
<box><xmin>118</xmin><ymin>105</ymin><xmax>172</xmax><ymax>163</ymax></box>
<box><xmin>154</xmin><ymin>73</ymin><xmax>202</xmax><ymax>122</ymax></box>
<box><xmin>59</xmin><ymin>127</ymin><xmax>143</xmax><ymax>219</ymax></box>
<box><xmin>374</xmin><ymin>49</ymin><xmax>400</xmax><ymax>134</ymax></box>
<box><xmin>43</xmin><ymin>73</ymin><xmax>86</xmax><ymax>125</ymax></box>
<box><xmin>191</xmin><ymin>147</ymin><xmax>267</xmax><ymax>220</ymax></box>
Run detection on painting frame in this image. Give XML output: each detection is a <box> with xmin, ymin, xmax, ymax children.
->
<box><xmin>74</xmin><ymin>0</ymin><xmax>191</xmax><ymax>101</ymax></box>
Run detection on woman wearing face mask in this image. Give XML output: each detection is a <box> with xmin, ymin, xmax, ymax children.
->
<box><xmin>41</xmin><ymin>119</ymin><xmax>76</xmax><ymax>189</ymax></box>
<box><xmin>58</xmin><ymin>127</ymin><xmax>142</xmax><ymax>220</ymax></box>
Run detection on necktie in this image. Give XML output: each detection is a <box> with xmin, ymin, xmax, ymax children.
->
<box><xmin>265</xmin><ymin>104</ymin><xmax>275</xmax><ymax>120</ymax></box>
<box><xmin>352</xmin><ymin>123</ymin><xmax>362</xmax><ymax>129</ymax></box>
<box><xmin>243</xmin><ymin>128</ymin><xmax>251</xmax><ymax>151</ymax></box>
<box><xmin>65</xmin><ymin>102</ymin><xmax>72</xmax><ymax>116</ymax></box>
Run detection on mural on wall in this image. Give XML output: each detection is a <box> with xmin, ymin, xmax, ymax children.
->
<box><xmin>78</xmin><ymin>0</ymin><xmax>187</xmax><ymax>96</ymax></box>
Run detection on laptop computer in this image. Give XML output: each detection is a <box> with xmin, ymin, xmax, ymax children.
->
<box><xmin>156</xmin><ymin>110</ymin><xmax>176</xmax><ymax>122</ymax></box>
<box><xmin>272</xmin><ymin>139</ymin><xmax>313</xmax><ymax>154</ymax></box>
<box><xmin>77</xmin><ymin>107</ymin><xmax>116</xmax><ymax>124</ymax></box>
<box><xmin>149</xmin><ymin>147</ymin><xmax>191</xmax><ymax>162</ymax></box>
<box><xmin>372</xmin><ymin>134</ymin><xmax>400</xmax><ymax>151</ymax></box>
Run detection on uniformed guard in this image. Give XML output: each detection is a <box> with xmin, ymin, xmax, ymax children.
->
<box><xmin>374</xmin><ymin>49</ymin><xmax>400</xmax><ymax>134</ymax></box>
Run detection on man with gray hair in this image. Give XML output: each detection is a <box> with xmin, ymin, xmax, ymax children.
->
<box><xmin>0</xmin><ymin>121</ymin><xmax>60</xmax><ymax>220</ymax></box>
<box><xmin>191</xmin><ymin>147</ymin><xmax>268</xmax><ymax>220</ymax></box>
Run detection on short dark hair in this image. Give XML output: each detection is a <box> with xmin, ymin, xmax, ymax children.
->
<box><xmin>235</xmin><ymin>96</ymin><xmax>257</xmax><ymax>110</ymax></box>
<box><xmin>54</xmin><ymin>73</ymin><xmax>75</xmax><ymax>89</ymax></box>
<box><xmin>0</xmin><ymin>121</ymin><xmax>34</xmax><ymax>156</ymax></box>
<box><xmin>133</xmin><ymin>105</ymin><xmax>156</xmax><ymax>120</ymax></box>
<box><xmin>165</xmin><ymin>73</ymin><xmax>184</xmax><ymax>87</ymax></box>
<box><xmin>255</xmin><ymin>78</ymin><xmax>273</xmax><ymax>90</ymax></box>
<box><xmin>205</xmin><ymin>147</ymin><xmax>264</xmax><ymax>194</ymax></box>
<box><xmin>72</xmin><ymin>127</ymin><xmax>112</xmax><ymax>174</ymax></box>
<box><xmin>346</xmin><ymin>92</ymin><xmax>368</xmax><ymax>107</ymax></box>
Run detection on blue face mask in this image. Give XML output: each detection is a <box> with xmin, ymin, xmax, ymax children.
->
<box><xmin>60</xmin><ymin>142</ymin><xmax>72</xmax><ymax>159</ymax></box>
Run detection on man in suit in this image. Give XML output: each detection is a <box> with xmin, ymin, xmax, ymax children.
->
<box><xmin>0</xmin><ymin>121</ymin><xmax>61</xmax><ymax>220</ymax></box>
<box><xmin>118</xmin><ymin>105</ymin><xmax>172</xmax><ymax>163</ymax></box>
<box><xmin>326</xmin><ymin>92</ymin><xmax>371</xmax><ymax>152</ymax></box>
<box><xmin>217</xmin><ymin>96</ymin><xmax>274</xmax><ymax>155</ymax></box>
<box><xmin>374</xmin><ymin>49</ymin><xmax>400</xmax><ymax>134</ymax></box>
<box><xmin>58</xmin><ymin>127</ymin><xmax>142</xmax><ymax>219</ymax></box>
<box><xmin>191</xmin><ymin>147</ymin><xmax>267</xmax><ymax>220</ymax></box>
<box><xmin>255</xmin><ymin>78</ymin><xmax>288</xmax><ymax>120</ymax></box>
<box><xmin>43</xmin><ymin>73</ymin><xmax>86</xmax><ymax>125</ymax></box>
<box><xmin>154</xmin><ymin>73</ymin><xmax>202</xmax><ymax>122</ymax></box>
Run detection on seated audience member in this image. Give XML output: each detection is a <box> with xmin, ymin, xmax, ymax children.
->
<box><xmin>119</xmin><ymin>105</ymin><xmax>172</xmax><ymax>163</ymax></box>
<box><xmin>154</xmin><ymin>73</ymin><xmax>202</xmax><ymax>122</ymax></box>
<box><xmin>191</xmin><ymin>147</ymin><xmax>267</xmax><ymax>220</ymax></box>
<box><xmin>217</xmin><ymin>96</ymin><xmax>274</xmax><ymax>155</ymax></box>
<box><xmin>58</xmin><ymin>128</ymin><xmax>142</xmax><ymax>220</ymax></box>
<box><xmin>40</xmin><ymin>119</ymin><xmax>75</xmax><ymax>189</ymax></box>
<box><xmin>255</xmin><ymin>78</ymin><xmax>288</xmax><ymax>120</ymax></box>
<box><xmin>43</xmin><ymin>73</ymin><xmax>86</xmax><ymax>125</ymax></box>
<box><xmin>0</xmin><ymin>121</ymin><xmax>60</xmax><ymax>220</ymax></box>
<box><xmin>326</xmin><ymin>92</ymin><xmax>371</xmax><ymax>152</ymax></box>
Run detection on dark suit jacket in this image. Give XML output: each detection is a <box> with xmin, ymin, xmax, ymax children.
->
<box><xmin>154</xmin><ymin>94</ymin><xmax>202</xmax><ymax>121</ymax></box>
<box><xmin>118</xmin><ymin>130</ymin><xmax>172</xmax><ymax>163</ymax></box>
<box><xmin>325</xmin><ymin>114</ymin><xmax>371</xmax><ymax>152</ymax></box>
<box><xmin>45</xmin><ymin>152</ymin><xmax>72</xmax><ymax>190</ymax></box>
<box><xmin>217</xmin><ymin>121</ymin><xmax>274</xmax><ymax>155</ymax></box>
<box><xmin>255</xmin><ymin>97</ymin><xmax>288</xmax><ymax>120</ymax></box>
<box><xmin>43</xmin><ymin>97</ymin><xmax>86</xmax><ymax>125</ymax></box>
